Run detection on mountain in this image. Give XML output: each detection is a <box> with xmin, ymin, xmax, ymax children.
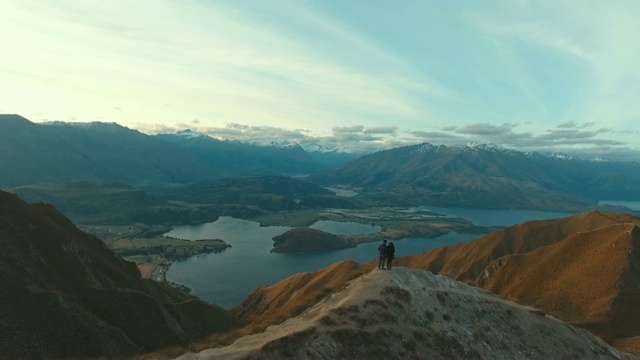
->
<box><xmin>0</xmin><ymin>190</ymin><xmax>241</xmax><ymax>359</ymax></box>
<box><xmin>0</xmin><ymin>115</ymin><xmax>350</xmax><ymax>189</ymax></box>
<box><xmin>395</xmin><ymin>211</ymin><xmax>640</xmax><ymax>355</ymax></box>
<box><xmin>155</xmin><ymin>130</ymin><xmax>325</xmax><ymax>175</ymax></box>
<box><xmin>0</xmin><ymin>115</ymin><xmax>222</xmax><ymax>188</ymax></box>
<box><xmin>308</xmin><ymin>142</ymin><xmax>640</xmax><ymax>211</ymax></box>
<box><xmin>181</xmin><ymin>266</ymin><xmax>630</xmax><ymax>359</ymax></box>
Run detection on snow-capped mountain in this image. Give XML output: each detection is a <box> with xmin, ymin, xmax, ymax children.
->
<box><xmin>308</xmin><ymin>142</ymin><xmax>640</xmax><ymax>212</ymax></box>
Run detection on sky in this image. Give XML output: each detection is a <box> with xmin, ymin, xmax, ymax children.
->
<box><xmin>1</xmin><ymin>0</ymin><xmax>639</xmax><ymax>160</ymax></box>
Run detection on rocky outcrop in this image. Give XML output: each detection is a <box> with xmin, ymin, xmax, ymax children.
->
<box><xmin>0</xmin><ymin>191</ymin><xmax>241</xmax><ymax>359</ymax></box>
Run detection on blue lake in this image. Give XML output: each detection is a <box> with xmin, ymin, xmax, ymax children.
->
<box><xmin>417</xmin><ymin>206</ymin><xmax>572</xmax><ymax>227</ymax></box>
<box><xmin>165</xmin><ymin>207</ymin><xmax>575</xmax><ymax>309</ymax></box>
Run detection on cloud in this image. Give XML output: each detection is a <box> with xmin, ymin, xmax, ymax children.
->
<box><xmin>332</xmin><ymin>125</ymin><xmax>365</xmax><ymax>134</ymax></box>
<box><xmin>557</xmin><ymin>121</ymin><xmax>577</xmax><ymax>128</ymax></box>
<box><xmin>363</xmin><ymin>126</ymin><xmax>397</xmax><ymax>135</ymax></box>
<box><xmin>455</xmin><ymin>123</ymin><xmax>514</xmax><ymax>136</ymax></box>
<box><xmin>411</xmin><ymin>131</ymin><xmax>460</xmax><ymax>140</ymax></box>
<box><xmin>557</xmin><ymin>121</ymin><xmax>598</xmax><ymax>129</ymax></box>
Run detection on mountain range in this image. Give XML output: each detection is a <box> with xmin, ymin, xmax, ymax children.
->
<box><xmin>308</xmin><ymin>142</ymin><xmax>640</xmax><ymax>211</ymax></box>
<box><xmin>0</xmin><ymin>115</ymin><xmax>221</xmax><ymax>187</ymax></box>
<box><xmin>3</xmin><ymin>114</ymin><xmax>640</xmax><ymax>213</ymax></box>
<box><xmin>0</xmin><ymin>115</ymin><xmax>346</xmax><ymax>189</ymax></box>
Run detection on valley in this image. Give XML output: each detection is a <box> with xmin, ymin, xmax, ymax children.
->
<box><xmin>3</xmin><ymin>115</ymin><xmax>640</xmax><ymax>358</ymax></box>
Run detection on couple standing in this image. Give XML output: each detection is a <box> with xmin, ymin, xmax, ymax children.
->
<box><xmin>377</xmin><ymin>239</ymin><xmax>395</xmax><ymax>270</ymax></box>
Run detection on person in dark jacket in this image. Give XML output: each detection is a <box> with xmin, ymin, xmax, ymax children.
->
<box><xmin>386</xmin><ymin>242</ymin><xmax>395</xmax><ymax>270</ymax></box>
<box><xmin>377</xmin><ymin>240</ymin><xmax>388</xmax><ymax>269</ymax></box>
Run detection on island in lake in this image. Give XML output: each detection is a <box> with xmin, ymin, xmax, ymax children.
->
<box><xmin>271</xmin><ymin>227</ymin><xmax>355</xmax><ymax>253</ymax></box>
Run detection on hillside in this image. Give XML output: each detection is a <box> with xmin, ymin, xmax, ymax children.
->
<box><xmin>394</xmin><ymin>211</ymin><xmax>640</xmax><ymax>354</ymax></box>
<box><xmin>180</xmin><ymin>267</ymin><xmax>630</xmax><ymax>359</ymax></box>
<box><xmin>397</xmin><ymin>211</ymin><xmax>640</xmax><ymax>283</ymax></box>
<box><xmin>478</xmin><ymin>223</ymin><xmax>640</xmax><ymax>354</ymax></box>
<box><xmin>0</xmin><ymin>190</ymin><xmax>241</xmax><ymax>359</ymax></box>
<box><xmin>308</xmin><ymin>142</ymin><xmax>640</xmax><ymax>211</ymax></box>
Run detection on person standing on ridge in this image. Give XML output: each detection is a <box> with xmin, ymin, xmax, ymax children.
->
<box><xmin>386</xmin><ymin>241</ymin><xmax>395</xmax><ymax>270</ymax></box>
<box><xmin>377</xmin><ymin>240</ymin><xmax>388</xmax><ymax>269</ymax></box>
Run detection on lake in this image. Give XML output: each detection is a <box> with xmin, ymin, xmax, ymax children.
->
<box><xmin>416</xmin><ymin>206</ymin><xmax>572</xmax><ymax>227</ymax></box>
<box><xmin>165</xmin><ymin>207</ymin><xmax>574</xmax><ymax>309</ymax></box>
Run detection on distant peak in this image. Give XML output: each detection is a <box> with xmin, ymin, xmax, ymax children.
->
<box><xmin>0</xmin><ymin>114</ymin><xmax>33</xmax><ymax>125</ymax></box>
<box><xmin>547</xmin><ymin>152</ymin><xmax>579</xmax><ymax>161</ymax></box>
<box><xmin>174</xmin><ymin>129</ymin><xmax>209</xmax><ymax>139</ymax></box>
<box><xmin>246</xmin><ymin>139</ymin><xmax>301</xmax><ymax>149</ymax></box>
<box><xmin>409</xmin><ymin>142</ymin><xmax>437</xmax><ymax>155</ymax></box>
<box><xmin>0</xmin><ymin>113</ymin><xmax>29</xmax><ymax>120</ymax></box>
<box><xmin>464</xmin><ymin>142</ymin><xmax>503</xmax><ymax>151</ymax></box>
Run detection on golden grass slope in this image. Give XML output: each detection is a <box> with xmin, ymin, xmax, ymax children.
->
<box><xmin>479</xmin><ymin>223</ymin><xmax>640</xmax><ymax>353</ymax></box>
<box><xmin>233</xmin><ymin>260</ymin><xmax>369</xmax><ymax>330</ymax></box>
<box><xmin>395</xmin><ymin>210</ymin><xmax>640</xmax><ymax>355</ymax></box>
<box><xmin>396</xmin><ymin>210</ymin><xmax>640</xmax><ymax>283</ymax></box>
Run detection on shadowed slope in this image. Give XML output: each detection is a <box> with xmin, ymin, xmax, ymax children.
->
<box><xmin>0</xmin><ymin>191</ymin><xmax>240</xmax><ymax>359</ymax></box>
